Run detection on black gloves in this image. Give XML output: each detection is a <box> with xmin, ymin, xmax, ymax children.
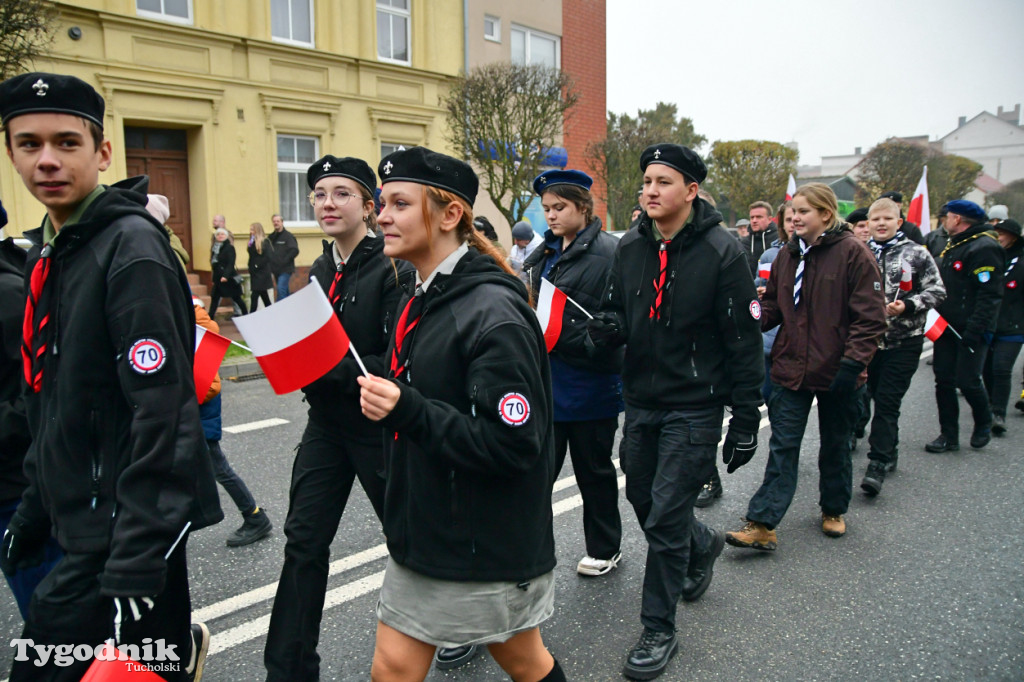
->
<box><xmin>829</xmin><ymin>357</ymin><xmax>865</xmax><ymax>393</ymax></box>
<box><xmin>585</xmin><ymin>312</ymin><xmax>626</xmax><ymax>349</ymax></box>
<box><xmin>722</xmin><ymin>405</ymin><xmax>761</xmax><ymax>474</ymax></box>
<box><xmin>961</xmin><ymin>331</ymin><xmax>983</xmax><ymax>354</ymax></box>
<box><xmin>0</xmin><ymin>526</ymin><xmax>47</xmax><ymax>576</ymax></box>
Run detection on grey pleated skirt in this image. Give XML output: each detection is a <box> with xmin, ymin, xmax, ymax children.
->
<box><xmin>375</xmin><ymin>556</ymin><xmax>555</xmax><ymax>648</ymax></box>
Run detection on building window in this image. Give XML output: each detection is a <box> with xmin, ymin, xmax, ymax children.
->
<box><xmin>277</xmin><ymin>135</ymin><xmax>318</xmax><ymax>224</ymax></box>
<box><xmin>484</xmin><ymin>15</ymin><xmax>500</xmax><ymax>42</ymax></box>
<box><xmin>271</xmin><ymin>0</ymin><xmax>314</xmax><ymax>46</ymax></box>
<box><xmin>510</xmin><ymin>25</ymin><xmax>560</xmax><ymax>69</ymax></box>
<box><xmin>380</xmin><ymin>142</ymin><xmax>405</xmax><ymax>160</ymax></box>
<box><xmin>136</xmin><ymin>0</ymin><xmax>192</xmax><ymax>24</ymax></box>
<box><xmin>377</xmin><ymin>0</ymin><xmax>411</xmax><ymax>64</ymax></box>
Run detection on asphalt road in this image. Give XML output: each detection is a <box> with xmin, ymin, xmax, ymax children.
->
<box><xmin>2</xmin><ymin>346</ymin><xmax>1022</xmax><ymax>681</ymax></box>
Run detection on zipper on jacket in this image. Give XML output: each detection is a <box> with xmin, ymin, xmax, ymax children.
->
<box><xmin>90</xmin><ymin>410</ymin><xmax>102</xmax><ymax>510</ymax></box>
<box><xmin>470</xmin><ymin>384</ymin><xmax>478</xmax><ymax>417</ymax></box>
<box><xmin>449</xmin><ymin>469</ymin><xmax>458</xmax><ymax>523</ymax></box>
<box><xmin>727</xmin><ymin>297</ymin><xmax>741</xmax><ymax>341</ymax></box>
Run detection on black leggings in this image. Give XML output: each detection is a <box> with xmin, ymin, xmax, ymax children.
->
<box><xmin>250</xmin><ymin>289</ymin><xmax>272</xmax><ymax>312</ymax></box>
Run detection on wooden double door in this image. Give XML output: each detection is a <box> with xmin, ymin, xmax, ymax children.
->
<box><xmin>124</xmin><ymin>127</ymin><xmax>194</xmax><ymax>264</ymax></box>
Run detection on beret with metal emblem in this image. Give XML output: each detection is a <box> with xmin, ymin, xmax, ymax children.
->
<box><xmin>378</xmin><ymin>146</ymin><xmax>478</xmax><ymax>205</ymax></box>
<box><xmin>639</xmin><ymin>143</ymin><xmax>707</xmax><ymax>184</ymax></box>
<box><xmin>307</xmin><ymin>155</ymin><xmax>377</xmax><ymax>195</ymax></box>
<box><xmin>0</xmin><ymin>72</ymin><xmax>105</xmax><ymax>128</ymax></box>
<box><xmin>532</xmin><ymin>169</ymin><xmax>593</xmax><ymax>196</ymax></box>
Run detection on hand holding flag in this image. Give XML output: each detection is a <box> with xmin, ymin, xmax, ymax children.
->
<box><xmin>535</xmin><ymin>278</ymin><xmax>592</xmax><ymax>353</ymax></box>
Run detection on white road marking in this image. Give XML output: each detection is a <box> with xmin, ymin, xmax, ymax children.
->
<box><xmin>223</xmin><ymin>418</ymin><xmax>290</xmax><ymax>434</ymax></box>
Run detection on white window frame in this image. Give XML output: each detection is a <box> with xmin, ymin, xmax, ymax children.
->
<box><xmin>277</xmin><ymin>134</ymin><xmax>320</xmax><ymax>227</ymax></box>
<box><xmin>271</xmin><ymin>0</ymin><xmax>315</xmax><ymax>48</ymax></box>
<box><xmin>484</xmin><ymin>15</ymin><xmax>501</xmax><ymax>43</ymax></box>
<box><xmin>380</xmin><ymin>142</ymin><xmax>405</xmax><ymax>159</ymax></box>
<box><xmin>136</xmin><ymin>0</ymin><xmax>193</xmax><ymax>25</ymax></box>
<box><xmin>377</xmin><ymin>0</ymin><xmax>412</xmax><ymax>66</ymax></box>
<box><xmin>510</xmin><ymin>24</ymin><xmax>561</xmax><ymax>69</ymax></box>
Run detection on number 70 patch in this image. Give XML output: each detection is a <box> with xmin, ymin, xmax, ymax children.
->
<box><xmin>128</xmin><ymin>338</ymin><xmax>167</xmax><ymax>375</ymax></box>
<box><xmin>498</xmin><ymin>392</ymin><xmax>531</xmax><ymax>426</ymax></box>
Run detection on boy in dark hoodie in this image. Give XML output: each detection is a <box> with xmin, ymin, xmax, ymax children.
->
<box><xmin>1</xmin><ymin>72</ymin><xmax>221</xmax><ymax>681</ymax></box>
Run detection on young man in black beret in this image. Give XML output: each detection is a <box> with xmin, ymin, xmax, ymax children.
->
<box><xmin>587</xmin><ymin>143</ymin><xmax>764</xmax><ymax>680</ymax></box>
<box><xmin>1</xmin><ymin>72</ymin><xmax>221</xmax><ymax>681</ymax></box>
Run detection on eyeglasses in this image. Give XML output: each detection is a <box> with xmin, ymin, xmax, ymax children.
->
<box><xmin>309</xmin><ymin>189</ymin><xmax>362</xmax><ymax>207</ymax></box>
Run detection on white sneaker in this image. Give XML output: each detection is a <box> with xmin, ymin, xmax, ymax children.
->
<box><xmin>576</xmin><ymin>551</ymin><xmax>622</xmax><ymax>576</ymax></box>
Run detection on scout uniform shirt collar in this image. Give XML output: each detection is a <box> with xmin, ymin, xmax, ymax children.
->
<box><xmin>416</xmin><ymin>241</ymin><xmax>469</xmax><ymax>292</ymax></box>
<box><xmin>42</xmin><ymin>185</ymin><xmax>105</xmax><ymax>245</ymax></box>
<box><xmin>652</xmin><ymin>209</ymin><xmax>693</xmax><ymax>242</ymax></box>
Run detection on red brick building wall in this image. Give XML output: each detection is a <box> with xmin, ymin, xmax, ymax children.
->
<box><xmin>561</xmin><ymin>0</ymin><xmax>607</xmax><ymax>226</ymax></box>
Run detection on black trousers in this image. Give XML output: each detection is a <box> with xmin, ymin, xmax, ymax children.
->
<box><xmin>932</xmin><ymin>331</ymin><xmax>992</xmax><ymax>438</ymax></box>
<box><xmin>983</xmin><ymin>339</ymin><xmax>1023</xmax><ymax>418</ymax></box>
<box><xmin>866</xmin><ymin>339</ymin><xmax>924</xmax><ymax>464</ymax></box>
<box><xmin>264</xmin><ymin>419</ymin><xmax>386</xmax><ymax>682</ymax></box>
<box><xmin>621</xmin><ymin>405</ymin><xmax>721</xmax><ymax>633</ymax></box>
<box><xmin>250</xmin><ymin>289</ymin><xmax>272</xmax><ymax>312</ymax></box>
<box><xmin>554</xmin><ymin>417</ymin><xmax>622</xmax><ymax>561</ymax></box>
<box><xmin>10</xmin><ymin>540</ymin><xmax>193</xmax><ymax>682</ymax></box>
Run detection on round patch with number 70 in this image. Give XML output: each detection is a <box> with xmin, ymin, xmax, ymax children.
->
<box><xmin>128</xmin><ymin>338</ymin><xmax>167</xmax><ymax>375</ymax></box>
<box><xmin>498</xmin><ymin>392</ymin><xmax>531</xmax><ymax>427</ymax></box>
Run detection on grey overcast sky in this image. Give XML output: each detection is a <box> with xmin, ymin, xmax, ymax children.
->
<box><xmin>606</xmin><ymin>0</ymin><xmax>1024</xmax><ymax>166</ymax></box>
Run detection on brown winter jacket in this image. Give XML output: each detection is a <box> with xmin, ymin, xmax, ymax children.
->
<box><xmin>761</xmin><ymin>225</ymin><xmax>886</xmax><ymax>392</ymax></box>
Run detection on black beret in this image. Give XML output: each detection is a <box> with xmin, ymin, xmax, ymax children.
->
<box><xmin>0</xmin><ymin>72</ymin><xmax>104</xmax><ymax>128</ymax></box>
<box><xmin>639</xmin><ymin>143</ymin><xmax>707</xmax><ymax>184</ymax></box>
<box><xmin>943</xmin><ymin>199</ymin><xmax>987</xmax><ymax>222</ymax></box>
<box><xmin>307</xmin><ymin>155</ymin><xmax>376</xmax><ymax>195</ymax></box>
<box><xmin>994</xmin><ymin>219</ymin><xmax>1022</xmax><ymax>238</ymax></box>
<box><xmin>879</xmin><ymin>191</ymin><xmax>903</xmax><ymax>204</ymax></box>
<box><xmin>846</xmin><ymin>208</ymin><xmax>869</xmax><ymax>223</ymax></box>
<box><xmin>532</xmin><ymin>169</ymin><xmax>593</xmax><ymax>195</ymax></box>
<box><xmin>378</xmin><ymin>146</ymin><xmax>478</xmax><ymax>205</ymax></box>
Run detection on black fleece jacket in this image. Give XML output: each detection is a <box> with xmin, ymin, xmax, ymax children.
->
<box><xmin>12</xmin><ymin>177</ymin><xmax>223</xmax><ymax>597</ymax></box>
<box><xmin>381</xmin><ymin>247</ymin><xmax>556</xmax><ymax>582</ymax></box>
<box><xmin>0</xmin><ymin>238</ymin><xmax>29</xmax><ymax>502</ymax></box>
<box><xmin>598</xmin><ymin>200</ymin><xmax>765</xmax><ymax>428</ymax></box>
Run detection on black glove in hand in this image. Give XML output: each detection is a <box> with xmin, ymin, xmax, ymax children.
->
<box><xmin>0</xmin><ymin>527</ymin><xmax>47</xmax><ymax>576</ymax></box>
<box><xmin>722</xmin><ymin>429</ymin><xmax>757</xmax><ymax>473</ymax></box>
<box><xmin>585</xmin><ymin>313</ymin><xmax>625</xmax><ymax>348</ymax></box>
<box><xmin>114</xmin><ymin>595</ymin><xmax>156</xmax><ymax>643</ymax></box>
<box><xmin>961</xmin><ymin>332</ymin><xmax>983</xmax><ymax>354</ymax></box>
<box><xmin>828</xmin><ymin>357</ymin><xmax>865</xmax><ymax>393</ymax></box>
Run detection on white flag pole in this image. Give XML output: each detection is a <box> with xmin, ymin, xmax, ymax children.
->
<box><xmin>541</xmin><ymin>277</ymin><xmax>594</xmax><ymax>319</ymax></box>
<box><xmin>348</xmin><ymin>343</ymin><xmax>370</xmax><ymax>378</ymax></box>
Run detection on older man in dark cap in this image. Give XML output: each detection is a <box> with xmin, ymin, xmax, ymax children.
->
<box><xmin>586</xmin><ymin>143</ymin><xmax>764</xmax><ymax>680</ymax></box>
<box><xmin>926</xmin><ymin>199</ymin><xmax>1004</xmax><ymax>453</ymax></box>
<box><xmin>0</xmin><ymin>71</ymin><xmax>221</xmax><ymax>681</ymax></box>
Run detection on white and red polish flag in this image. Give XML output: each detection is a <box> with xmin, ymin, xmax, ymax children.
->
<box><xmin>907</xmin><ymin>166</ymin><xmax>931</xmax><ymax>236</ymax></box>
<box><xmin>193</xmin><ymin>324</ymin><xmax>231</xmax><ymax>402</ymax></box>
<box><xmin>785</xmin><ymin>174</ymin><xmax>797</xmax><ymax>201</ymax></box>
<box><xmin>233</xmin><ymin>279</ymin><xmax>351</xmax><ymax>394</ymax></box>
<box><xmin>924</xmin><ymin>309</ymin><xmax>948</xmax><ymax>342</ymax></box>
<box><xmin>758</xmin><ymin>260</ymin><xmax>772</xmax><ymax>280</ymax></box>
<box><xmin>536</xmin><ymin>278</ymin><xmax>567</xmax><ymax>353</ymax></box>
<box><xmin>899</xmin><ymin>259</ymin><xmax>913</xmax><ymax>292</ymax></box>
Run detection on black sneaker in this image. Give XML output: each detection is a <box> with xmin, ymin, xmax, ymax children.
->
<box><xmin>694</xmin><ymin>478</ymin><xmax>722</xmax><ymax>508</ymax></box>
<box><xmin>623</xmin><ymin>628</ymin><xmax>678</xmax><ymax>680</ymax></box>
<box><xmin>970</xmin><ymin>424</ymin><xmax>992</xmax><ymax>449</ymax></box>
<box><xmin>226</xmin><ymin>508</ymin><xmax>273</xmax><ymax>547</ymax></box>
<box><xmin>434</xmin><ymin>645</ymin><xmax>479</xmax><ymax>670</ymax></box>
<box><xmin>860</xmin><ymin>461</ymin><xmax>887</xmax><ymax>497</ymax></box>
<box><xmin>992</xmin><ymin>415</ymin><xmax>1007</xmax><ymax>436</ymax></box>
<box><xmin>186</xmin><ymin>622</ymin><xmax>210</xmax><ymax>682</ymax></box>
<box><xmin>925</xmin><ymin>434</ymin><xmax>959</xmax><ymax>453</ymax></box>
<box><xmin>885</xmin><ymin>450</ymin><xmax>899</xmax><ymax>473</ymax></box>
<box><xmin>681</xmin><ymin>530</ymin><xmax>725</xmax><ymax>602</ymax></box>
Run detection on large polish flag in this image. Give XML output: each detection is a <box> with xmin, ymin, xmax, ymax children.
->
<box><xmin>907</xmin><ymin>166</ymin><xmax>931</xmax><ymax>236</ymax></box>
<box><xmin>194</xmin><ymin>324</ymin><xmax>231</xmax><ymax>402</ymax></box>
<box><xmin>785</xmin><ymin>173</ymin><xmax>797</xmax><ymax>201</ymax></box>
<box><xmin>233</xmin><ymin>280</ymin><xmax>350</xmax><ymax>394</ymax></box>
<box><xmin>924</xmin><ymin>309</ymin><xmax>948</xmax><ymax>342</ymax></box>
<box><xmin>536</xmin><ymin>278</ymin><xmax>567</xmax><ymax>353</ymax></box>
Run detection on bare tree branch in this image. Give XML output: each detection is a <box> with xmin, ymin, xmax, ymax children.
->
<box><xmin>0</xmin><ymin>0</ymin><xmax>57</xmax><ymax>80</ymax></box>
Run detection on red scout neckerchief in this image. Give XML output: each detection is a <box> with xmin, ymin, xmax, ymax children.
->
<box><xmin>22</xmin><ymin>243</ymin><xmax>53</xmax><ymax>393</ymax></box>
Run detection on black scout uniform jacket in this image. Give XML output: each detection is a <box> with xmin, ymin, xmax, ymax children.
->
<box><xmin>381</xmin><ymin>247</ymin><xmax>556</xmax><ymax>582</ymax></box>
<box><xmin>304</xmin><ymin>235</ymin><xmax>407</xmax><ymax>441</ymax></box>
<box><xmin>936</xmin><ymin>224</ymin><xmax>1004</xmax><ymax>338</ymax></box>
<box><xmin>995</xmin><ymin>240</ymin><xmax>1024</xmax><ymax>336</ymax></box>
<box><xmin>600</xmin><ymin>199</ymin><xmax>764</xmax><ymax>429</ymax></box>
<box><xmin>12</xmin><ymin>176</ymin><xmax>222</xmax><ymax>597</ymax></box>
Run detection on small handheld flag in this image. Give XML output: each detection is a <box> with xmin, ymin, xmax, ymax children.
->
<box><xmin>785</xmin><ymin>173</ymin><xmax>796</xmax><ymax>201</ymax></box>
<box><xmin>758</xmin><ymin>261</ymin><xmax>772</xmax><ymax>281</ymax></box>
<box><xmin>193</xmin><ymin>324</ymin><xmax>231</xmax><ymax>402</ymax></box>
<box><xmin>924</xmin><ymin>309</ymin><xmax>948</xmax><ymax>342</ymax></box>
<box><xmin>536</xmin><ymin>279</ymin><xmax>567</xmax><ymax>353</ymax></box>
<box><xmin>907</xmin><ymin>167</ymin><xmax>930</xmax><ymax>236</ymax></box>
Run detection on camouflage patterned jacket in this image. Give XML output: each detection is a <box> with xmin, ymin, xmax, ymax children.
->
<box><xmin>870</xmin><ymin>236</ymin><xmax>946</xmax><ymax>349</ymax></box>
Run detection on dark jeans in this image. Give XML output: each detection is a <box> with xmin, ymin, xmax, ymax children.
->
<box><xmin>554</xmin><ymin>417</ymin><xmax>622</xmax><ymax>561</ymax></box>
<box><xmin>250</xmin><ymin>289</ymin><xmax>272</xmax><ymax>312</ymax></box>
<box><xmin>983</xmin><ymin>339</ymin><xmax>1023</xmax><ymax>418</ymax></box>
<box><xmin>746</xmin><ymin>385</ymin><xmax>862</xmax><ymax>528</ymax></box>
<box><xmin>620</xmin><ymin>405</ymin><xmax>721</xmax><ymax>632</ymax></box>
<box><xmin>11</xmin><ymin>540</ymin><xmax>193</xmax><ymax>682</ymax></box>
<box><xmin>264</xmin><ymin>419</ymin><xmax>386</xmax><ymax>682</ymax></box>
<box><xmin>932</xmin><ymin>330</ymin><xmax>992</xmax><ymax>438</ymax></box>
<box><xmin>207</xmin><ymin>439</ymin><xmax>257</xmax><ymax>515</ymax></box>
<box><xmin>275</xmin><ymin>272</ymin><xmax>292</xmax><ymax>301</ymax></box>
<box><xmin>209</xmin><ymin>285</ymin><xmax>248</xmax><ymax>317</ymax></box>
<box><xmin>0</xmin><ymin>500</ymin><xmax>63</xmax><ymax>620</ymax></box>
<box><xmin>866</xmin><ymin>339</ymin><xmax>924</xmax><ymax>464</ymax></box>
